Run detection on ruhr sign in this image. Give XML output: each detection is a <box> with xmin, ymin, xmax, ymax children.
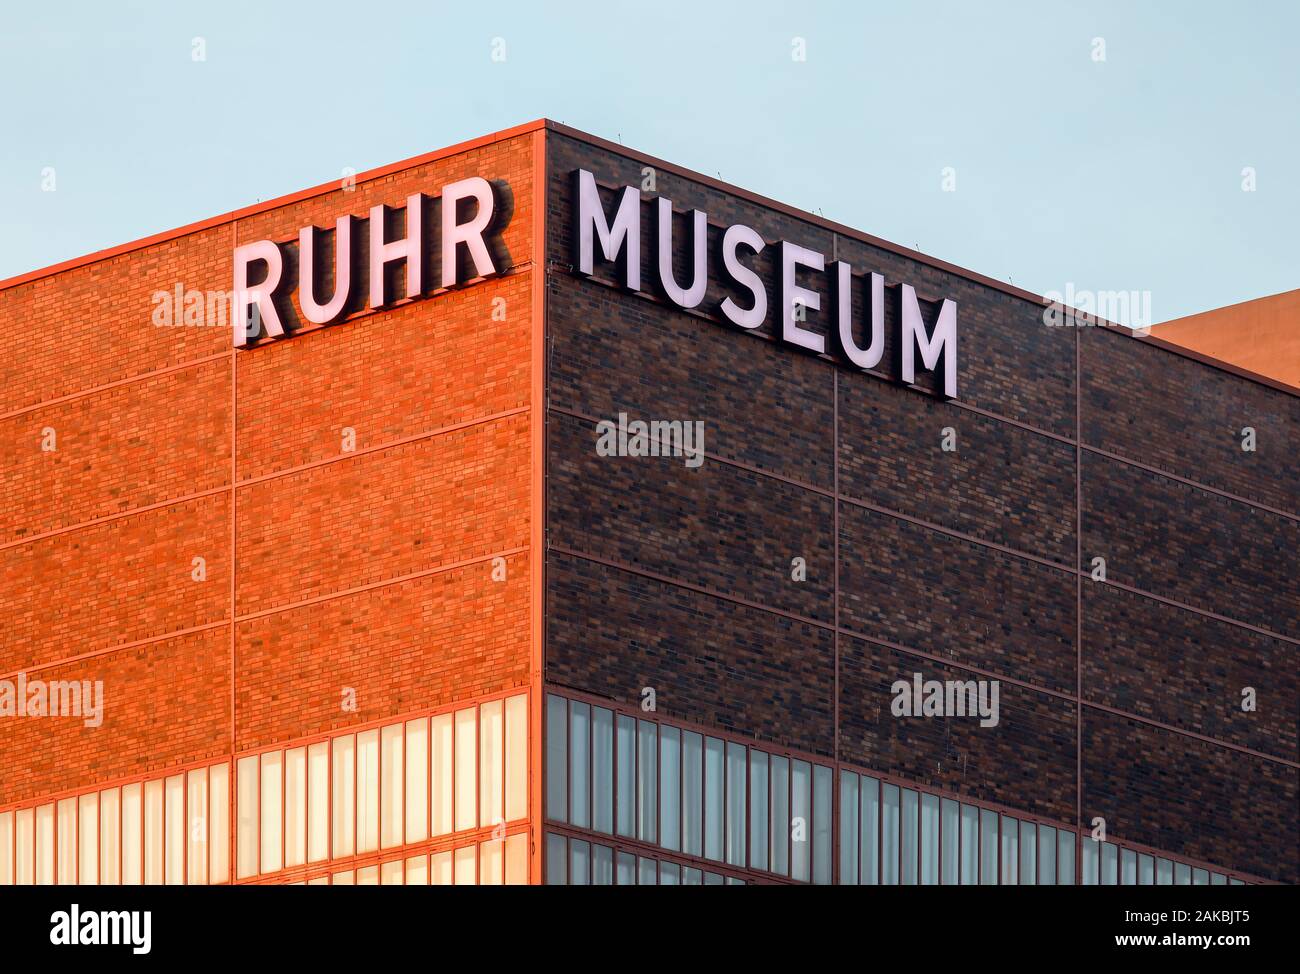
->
<box><xmin>231</xmin><ymin>176</ymin><xmax>509</xmax><ymax>348</ymax></box>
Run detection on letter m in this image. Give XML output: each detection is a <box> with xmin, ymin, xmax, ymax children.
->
<box><xmin>899</xmin><ymin>284</ymin><xmax>958</xmax><ymax>399</ymax></box>
<box><xmin>573</xmin><ymin>169</ymin><xmax>641</xmax><ymax>291</ymax></box>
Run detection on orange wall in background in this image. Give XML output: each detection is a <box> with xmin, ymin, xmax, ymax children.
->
<box><xmin>1150</xmin><ymin>288</ymin><xmax>1300</xmax><ymax>388</ymax></box>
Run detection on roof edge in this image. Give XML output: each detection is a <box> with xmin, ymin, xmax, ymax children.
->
<box><xmin>544</xmin><ymin>121</ymin><xmax>1300</xmax><ymax>399</ymax></box>
<box><xmin>2</xmin><ymin>116</ymin><xmax>1294</xmax><ymax>399</ymax></box>
<box><xmin>0</xmin><ymin>118</ymin><xmax>549</xmax><ymax>292</ymax></box>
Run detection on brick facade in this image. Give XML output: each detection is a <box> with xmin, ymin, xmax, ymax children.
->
<box><xmin>0</xmin><ymin>124</ymin><xmax>543</xmax><ymax>884</ymax></box>
<box><xmin>542</xmin><ymin>128</ymin><xmax>1298</xmax><ymax>884</ymax></box>
<box><xmin>1</xmin><ymin>121</ymin><xmax>1294</xmax><ymax>884</ymax></box>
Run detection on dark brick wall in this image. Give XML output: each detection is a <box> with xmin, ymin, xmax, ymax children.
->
<box><xmin>838</xmin><ymin>374</ymin><xmax>1077</xmax><ymax>562</ymax></box>
<box><xmin>1083</xmin><ymin>711</ymin><xmax>1298</xmax><ymax>883</ymax></box>
<box><xmin>548</xmin><ymin>410</ymin><xmax>834</xmax><ymax>622</ymax></box>
<box><xmin>839</xmin><ymin>634</ymin><xmax>1076</xmax><ymax>823</ymax></box>
<box><xmin>839</xmin><ymin>506</ymin><xmax>1076</xmax><ymax>694</ymax></box>
<box><xmin>547</xmin><ymin>278</ymin><xmax>835</xmax><ymax>489</ymax></box>
<box><xmin>542</xmin><ymin>129</ymin><xmax>1299</xmax><ymax>883</ymax></box>
<box><xmin>1081</xmin><ymin>583</ymin><xmax>1296</xmax><ymax>762</ymax></box>
<box><xmin>1082</xmin><ymin>450</ymin><xmax>1299</xmax><ymax>638</ymax></box>
<box><xmin>1082</xmin><ymin>323</ymin><xmax>1300</xmax><ymax>516</ymax></box>
<box><xmin>545</xmin><ymin>551</ymin><xmax>835</xmax><ymax>757</ymax></box>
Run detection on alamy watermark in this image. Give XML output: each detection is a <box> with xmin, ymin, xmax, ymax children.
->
<box><xmin>0</xmin><ymin>672</ymin><xmax>103</xmax><ymax>728</ymax></box>
<box><xmin>1042</xmin><ymin>283</ymin><xmax>1153</xmax><ymax>331</ymax></box>
<box><xmin>50</xmin><ymin>905</ymin><xmax>150</xmax><ymax>954</ymax></box>
<box><xmin>595</xmin><ymin>412</ymin><xmax>705</xmax><ymax>468</ymax></box>
<box><xmin>891</xmin><ymin>672</ymin><xmax>1000</xmax><ymax>728</ymax></box>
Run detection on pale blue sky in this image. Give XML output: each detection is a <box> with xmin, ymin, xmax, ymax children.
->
<box><xmin>2</xmin><ymin>0</ymin><xmax>1296</xmax><ymax>322</ymax></box>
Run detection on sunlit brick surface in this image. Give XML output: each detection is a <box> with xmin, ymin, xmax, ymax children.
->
<box><xmin>0</xmin><ymin>126</ymin><xmax>541</xmax><ymax>888</ymax></box>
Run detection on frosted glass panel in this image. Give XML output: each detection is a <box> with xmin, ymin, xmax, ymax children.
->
<box><xmin>96</xmin><ymin>788</ymin><xmax>118</xmax><ymax>886</ymax></box>
<box><xmin>57</xmin><ymin>798</ymin><xmax>77</xmax><ymax>885</ymax></box>
<box><xmin>591</xmin><ymin>706</ymin><xmax>614</xmax><ymax>835</ymax></box>
<box><xmin>545</xmin><ymin>695</ymin><xmax>567</xmax><ymax>822</ymax></box>
<box><xmin>861</xmin><ymin>776</ymin><xmax>880</xmax><ymax>885</ymax></box>
<box><xmin>259</xmin><ymin>752</ymin><xmax>283</xmax><ymax>874</ymax></box>
<box><xmin>1000</xmin><ymin>816</ymin><xmax>1018</xmax><ymax>885</ymax></box>
<box><xmin>1038</xmin><ymin>825</ymin><xmax>1057</xmax><ymax>885</ymax></box>
<box><xmin>880</xmin><ymin>783</ymin><xmax>899</xmax><ymax>885</ymax></box>
<box><xmin>0</xmin><ymin>812</ymin><xmax>12</xmax><ymax>885</ymax></box>
<box><xmin>480</xmin><ymin>700</ymin><xmax>504</xmax><ymax>828</ymax></box>
<box><xmin>406</xmin><ymin>855</ymin><xmax>428</xmax><ymax>885</ymax></box>
<box><xmin>940</xmin><ymin>798</ymin><xmax>958</xmax><ymax>885</ymax></box>
<box><xmin>143</xmin><ymin>782</ymin><xmax>163</xmax><ymax>885</ymax></box>
<box><xmin>285</xmin><ymin>748</ymin><xmax>306</xmax><ymax>869</ymax></box>
<box><xmin>704</xmin><ymin>738</ymin><xmax>723</xmax><ymax>862</ymax></box>
<box><xmin>380</xmin><ymin>724</ymin><xmax>403</xmax><ymax>848</ymax></box>
<box><xmin>480</xmin><ymin>837</ymin><xmax>504</xmax><ymax>885</ymax></box>
<box><xmin>751</xmin><ymin>752</ymin><xmax>771</xmax><ymax>874</ymax></box>
<box><xmin>454</xmin><ymin>844</ymin><xmax>476</xmax><ymax>885</ymax></box>
<box><xmin>209</xmin><ymin>764</ymin><xmax>229</xmax><ymax>884</ymax></box>
<box><xmin>330</xmin><ymin>736</ymin><xmax>355</xmax><ymax>858</ymax></box>
<box><xmin>356</xmin><ymin>729</ymin><xmax>379</xmax><ymax>854</ymax></box>
<box><xmin>164</xmin><ymin>776</ymin><xmax>184</xmax><ymax>884</ymax></box>
<box><xmin>35</xmin><ymin>804</ymin><xmax>54</xmax><ymax>886</ymax></box>
<box><xmin>405</xmin><ymin>719</ymin><xmax>428</xmax><ymax>844</ymax></box>
<box><xmin>119</xmin><ymin>786</ymin><xmax>141</xmax><ymax>886</ymax></box>
<box><xmin>960</xmin><ymin>804</ymin><xmax>978</xmax><ymax>885</ymax></box>
<box><xmin>637</xmin><ymin>721</ymin><xmax>657</xmax><ymax>844</ymax></box>
<box><xmin>505</xmin><ymin>832</ymin><xmax>528</xmax><ymax>884</ymax></box>
<box><xmin>431</xmin><ymin>850</ymin><xmax>453</xmax><ymax>885</ymax></box>
<box><xmin>454</xmin><ymin>708</ymin><xmax>477</xmax><ymax>832</ymax></box>
<box><xmin>726</xmin><ymin>743</ymin><xmax>747</xmax><ymax>868</ymax></box>
<box><xmin>307</xmin><ymin>743</ymin><xmax>329</xmax><ymax>863</ymax></box>
<box><xmin>505</xmin><ymin>695</ymin><xmax>528</xmax><ymax>823</ymax></box>
<box><xmin>1020</xmin><ymin>821</ymin><xmax>1037</xmax><ymax>886</ymax></box>
<box><xmin>900</xmin><ymin>788</ymin><xmax>918</xmax><ymax>886</ymax></box>
<box><xmin>185</xmin><ymin>770</ymin><xmax>208</xmax><ymax>884</ymax></box>
<box><xmin>615</xmin><ymin>715</ymin><xmax>635</xmax><ymax>838</ymax></box>
<box><xmin>769</xmin><ymin>755</ymin><xmax>790</xmax><ymax>877</ymax></box>
<box><xmin>920</xmin><ymin>793</ymin><xmax>939</xmax><ymax>885</ymax></box>
<box><xmin>682</xmin><ymin>731</ymin><xmax>703</xmax><ymax>857</ymax></box>
<box><xmin>431</xmin><ymin>714</ymin><xmax>454</xmax><ymax>837</ymax></box>
<box><xmin>15</xmin><ymin>808</ymin><xmax>34</xmax><ymax>885</ymax></box>
<box><xmin>979</xmin><ymin>809</ymin><xmax>997</xmax><ymax>885</ymax></box>
<box><xmin>659</xmin><ymin>726</ymin><xmax>681</xmax><ymax>852</ymax></box>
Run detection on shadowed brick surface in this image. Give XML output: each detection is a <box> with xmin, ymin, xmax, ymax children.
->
<box><xmin>545</xmin><ymin>552</ymin><xmax>835</xmax><ymax>757</ymax></box>
<box><xmin>1082</xmin><ymin>322</ymin><xmax>1300</xmax><ymax>516</ymax></box>
<box><xmin>1082</xmin><ymin>450</ymin><xmax>1299</xmax><ymax>638</ymax></box>
<box><xmin>548</xmin><ymin>410</ymin><xmax>835</xmax><ymax>622</ymax></box>
<box><xmin>1082</xmin><ymin>583</ymin><xmax>1297</xmax><ymax>763</ymax></box>
<box><xmin>1083</xmin><ymin>710</ymin><xmax>1298</xmax><ymax>884</ymax></box>
<box><xmin>838</xmin><ymin>374</ymin><xmax>1076</xmax><ymax>561</ymax></box>
<box><xmin>544</xmin><ymin>129</ymin><xmax>1297</xmax><ymax>883</ymax></box>
<box><xmin>839</xmin><ymin>505</ymin><xmax>1076</xmax><ymax>694</ymax></box>
<box><xmin>838</xmin><ymin>634</ymin><xmax>1076</xmax><ymax>823</ymax></box>
<box><xmin>547</xmin><ymin>274</ymin><xmax>835</xmax><ymax>489</ymax></box>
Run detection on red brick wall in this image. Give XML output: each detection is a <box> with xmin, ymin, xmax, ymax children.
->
<box><xmin>0</xmin><ymin>127</ymin><xmax>540</xmax><ymax>824</ymax></box>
